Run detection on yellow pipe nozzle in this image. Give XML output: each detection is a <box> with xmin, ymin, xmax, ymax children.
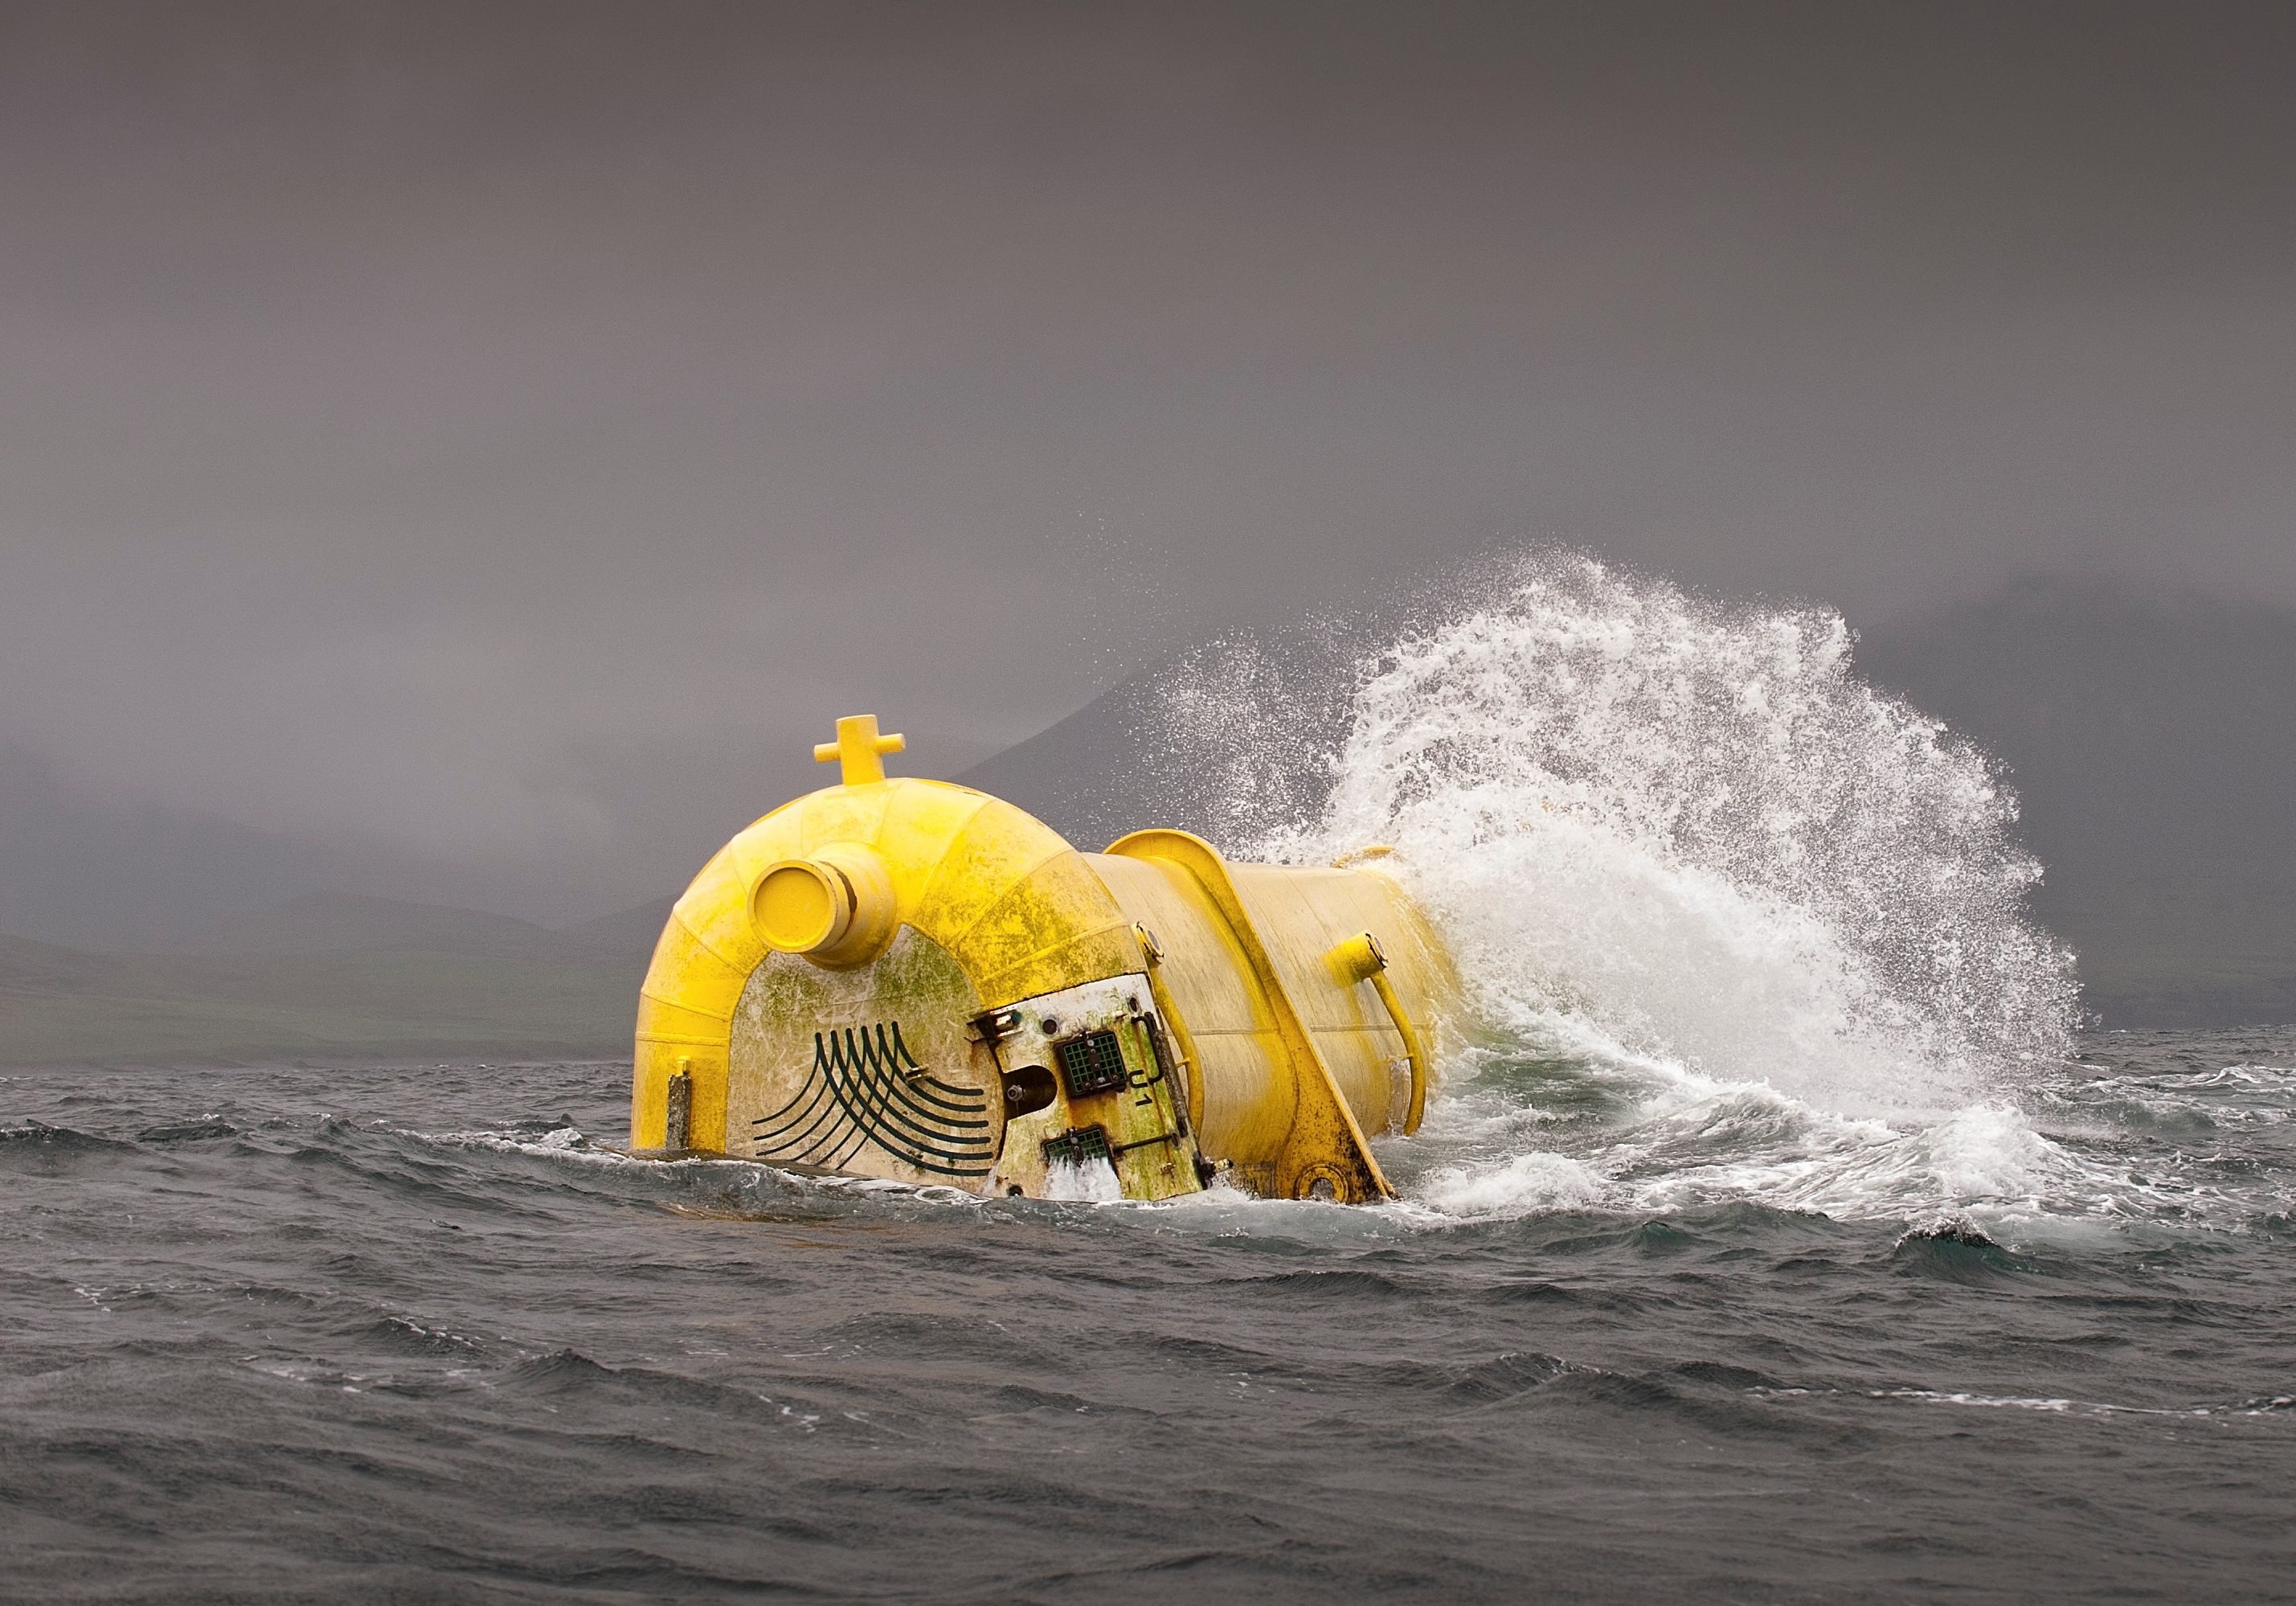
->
<box><xmin>750</xmin><ymin>842</ymin><xmax>897</xmax><ymax>968</ymax></box>
<box><xmin>1328</xmin><ymin>930</ymin><xmax>1388</xmax><ymax>985</ymax></box>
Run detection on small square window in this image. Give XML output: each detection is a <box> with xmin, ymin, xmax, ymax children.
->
<box><xmin>1054</xmin><ymin>1028</ymin><xmax>1128</xmax><ymax>1097</ymax></box>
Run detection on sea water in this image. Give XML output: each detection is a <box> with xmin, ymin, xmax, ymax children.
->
<box><xmin>2</xmin><ymin>557</ymin><xmax>2290</xmax><ymax>1601</ymax></box>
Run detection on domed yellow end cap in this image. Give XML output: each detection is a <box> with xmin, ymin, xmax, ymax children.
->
<box><xmin>752</xmin><ymin>859</ymin><xmax>851</xmax><ymax>954</ymax></box>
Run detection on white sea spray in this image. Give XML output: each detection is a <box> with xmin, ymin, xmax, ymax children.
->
<box><xmin>1159</xmin><ymin>550</ymin><xmax>2091</xmax><ymax>1223</ymax></box>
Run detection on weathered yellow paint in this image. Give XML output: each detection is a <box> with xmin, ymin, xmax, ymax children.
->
<box><xmin>632</xmin><ymin>715</ymin><xmax>1453</xmax><ymax>1203</ymax></box>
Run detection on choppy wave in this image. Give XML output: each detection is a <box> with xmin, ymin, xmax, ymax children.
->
<box><xmin>5</xmin><ymin>1048</ymin><xmax>2293</xmax><ymax>1600</ymax></box>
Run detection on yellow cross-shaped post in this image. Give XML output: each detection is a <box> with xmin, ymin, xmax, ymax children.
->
<box><xmin>813</xmin><ymin>714</ymin><xmax>907</xmax><ymax>787</ymax></box>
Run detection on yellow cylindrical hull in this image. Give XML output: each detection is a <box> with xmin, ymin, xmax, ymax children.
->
<box><xmin>632</xmin><ymin>723</ymin><xmax>1451</xmax><ymax>1204</ymax></box>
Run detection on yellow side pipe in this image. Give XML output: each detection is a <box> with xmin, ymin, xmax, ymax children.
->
<box><xmin>1328</xmin><ymin>930</ymin><xmax>1429</xmax><ymax>1135</ymax></box>
<box><xmin>1369</xmin><ymin>969</ymin><xmax>1427</xmax><ymax>1135</ymax></box>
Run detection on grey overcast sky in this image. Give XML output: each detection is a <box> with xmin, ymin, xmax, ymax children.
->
<box><xmin>3</xmin><ymin>1</ymin><xmax>2293</xmax><ymax>927</ymax></box>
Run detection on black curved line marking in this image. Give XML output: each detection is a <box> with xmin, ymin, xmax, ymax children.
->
<box><xmin>750</xmin><ymin>1070</ymin><xmax>846</xmax><ymax>1160</ymax></box>
<box><xmin>817</xmin><ymin>1104</ymin><xmax>874</xmax><ymax>1173</ymax></box>
<box><xmin>886</xmin><ymin>1044</ymin><xmax>992</xmax><ymax>1132</ymax></box>
<box><xmin>822</xmin><ymin>1139</ymin><xmax>875</xmax><ymax>1174</ymax></box>
<box><xmin>840</xmin><ymin>1027</ymin><xmax>995</xmax><ymax>1174</ymax></box>
<box><xmin>755</xmin><ymin>1037</ymin><xmax>878</xmax><ymax>1166</ymax></box>
<box><xmin>753</xmin><ymin>1020</ymin><xmax>995</xmax><ymax>1176</ymax></box>
<box><xmin>749</xmin><ymin>1076</ymin><xmax>831</xmax><ymax>1143</ymax></box>
<box><xmin>842</xmin><ymin>1025</ymin><xmax>991</xmax><ymax>1148</ymax></box>
<box><xmin>829</xmin><ymin>1027</ymin><xmax>911</xmax><ymax>1158</ymax></box>
<box><xmin>752</xmin><ymin>1095</ymin><xmax>845</xmax><ymax>1166</ymax></box>
<box><xmin>883</xmin><ymin>1023</ymin><xmax>987</xmax><ymax>1117</ymax></box>
<box><xmin>833</xmin><ymin>1026</ymin><xmax>992</xmax><ymax>1157</ymax></box>
<box><xmin>838</xmin><ymin>1107</ymin><xmax>995</xmax><ymax>1175</ymax></box>
<box><xmin>786</xmin><ymin>1100</ymin><xmax>855</xmax><ymax>1166</ymax></box>
<box><xmin>762</xmin><ymin>1103</ymin><xmax>846</xmax><ymax>1166</ymax></box>
<box><xmin>768</xmin><ymin>1036</ymin><xmax>875</xmax><ymax>1167</ymax></box>
<box><xmin>857</xmin><ymin>1023</ymin><xmax>986</xmax><ymax>1128</ymax></box>
<box><xmin>822</xmin><ymin>1044</ymin><xmax>948</xmax><ymax>1174</ymax></box>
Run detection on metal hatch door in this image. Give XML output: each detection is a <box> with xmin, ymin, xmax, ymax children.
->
<box><xmin>976</xmin><ymin>973</ymin><xmax>1205</xmax><ymax>1202</ymax></box>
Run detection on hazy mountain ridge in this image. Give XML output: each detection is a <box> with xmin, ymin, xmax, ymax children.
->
<box><xmin>190</xmin><ymin>892</ymin><xmax>593</xmax><ymax>960</ymax></box>
<box><xmin>0</xmin><ymin>751</ymin><xmax>694</xmax><ymax>953</ymax></box>
<box><xmin>559</xmin><ymin>895</ymin><xmax>679</xmax><ymax>960</ymax></box>
<box><xmin>2</xmin><ymin>575</ymin><xmax>2286</xmax><ymax>1060</ymax></box>
<box><xmin>0</xmin><ymin>895</ymin><xmax>669</xmax><ymax>1068</ymax></box>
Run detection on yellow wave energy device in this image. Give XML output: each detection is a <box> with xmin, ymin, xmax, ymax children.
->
<box><xmin>632</xmin><ymin>715</ymin><xmax>1451</xmax><ymax>1203</ymax></box>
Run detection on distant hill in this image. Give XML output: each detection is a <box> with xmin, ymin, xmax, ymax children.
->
<box><xmin>559</xmin><ymin>895</ymin><xmax>677</xmax><ymax>960</ymax></box>
<box><xmin>956</xmin><ymin>632</ymin><xmax>1354</xmax><ymax>853</ymax></box>
<box><xmin>956</xmin><ymin>674</ymin><xmax>1185</xmax><ymax>851</ymax></box>
<box><xmin>0</xmin><ymin>747</ymin><xmax>689</xmax><ymax>957</ymax></box>
<box><xmin>0</xmin><ymin>893</ymin><xmax>674</xmax><ymax>1068</ymax></box>
<box><xmin>0</xmin><ymin>747</ymin><xmax>345</xmax><ymax>950</ymax></box>
<box><xmin>190</xmin><ymin>891</ymin><xmax>585</xmax><ymax>961</ymax></box>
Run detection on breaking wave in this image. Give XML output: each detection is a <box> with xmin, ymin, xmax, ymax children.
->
<box><xmin>1154</xmin><ymin>550</ymin><xmax>2089</xmax><ymax>1223</ymax></box>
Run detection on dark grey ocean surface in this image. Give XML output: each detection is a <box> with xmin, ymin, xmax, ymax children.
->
<box><xmin>3</xmin><ymin>1030</ymin><xmax>2292</xmax><ymax>1604</ymax></box>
